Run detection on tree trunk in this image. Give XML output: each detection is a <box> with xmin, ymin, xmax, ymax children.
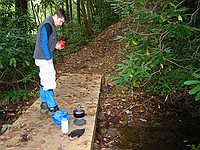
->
<box><xmin>81</xmin><ymin>0</ymin><xmax>94</xmax><ymax>36</ymax></box>
<box><xmin>86</xmin><ymin>0</ymin><xmax>93</xmax><ymax>27</ymax></box>
<box><xmin>77</xmin><ymin>0</ymin><xmax>81</xmax><ymax>24</ymax></box>
<box><xmin>65</xmin><ymin>0</ymin><xmax>70</xmax><ymax>21</ymax></box>
<box><xmin>69</xmin><ymin>0</ymin><xmax>73</xmax><ymax>21</ymax></box>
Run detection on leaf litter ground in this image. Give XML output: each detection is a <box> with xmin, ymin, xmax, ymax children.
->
<box><xmin>56</xmin><ymin>19</ymin><xmax>200</xmax><ymax>150</ymax></box>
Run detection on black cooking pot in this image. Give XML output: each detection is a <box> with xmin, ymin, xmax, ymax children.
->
<box><xmin>73</xmin><ymin>109</ymin><xmax>85</xmax><ymax>118</ymax></box>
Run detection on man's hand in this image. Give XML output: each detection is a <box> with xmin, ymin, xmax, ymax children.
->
<box><xmin>56</xmin><ymin>40</ymin><xmax>65</xmax><ymax>50</ymax></box>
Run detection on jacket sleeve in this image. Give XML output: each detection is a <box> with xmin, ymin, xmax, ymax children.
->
<box><xmin>40</xmin><ymin>24</ymin><xmax>51</xmax><ymax>60</ymax></box>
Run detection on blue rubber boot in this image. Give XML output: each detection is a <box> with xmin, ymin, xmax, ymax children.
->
<box><xmin>45</xmin><ymin>90</ymin><xmax>59</xmax><ymax>115</ymax></box>
<box><xmin>40</xmin><ymin>86</ymin><xmax>48</xmax><ymax>114</ymax></box>
<box><xmin>40</xmin><ymin>85</ymin><xmax>46</xmax><ymax>103</ymax></box>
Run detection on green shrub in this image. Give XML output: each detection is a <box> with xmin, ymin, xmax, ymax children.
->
<box><xmin>0</xmin><ymin>1</ymin><xmax>37</xmax><ymax>102</ymax></box>
<box><xmin>184</xmin><ymin>72</ymin><xmax>200</xmax><ymax>101</ymax></box>
<box><xmin>112</xmin><ymin>0</ymin><xmax>199</xmax><ymax>98</ymax></box>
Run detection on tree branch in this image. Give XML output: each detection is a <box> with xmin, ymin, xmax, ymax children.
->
<box><xmin>164</xmin><ymin>57</ymin><xmax>190</xmax><ymax>70</ymax></box>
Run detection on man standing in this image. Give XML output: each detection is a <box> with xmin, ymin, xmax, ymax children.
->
<box><xmin>33</xmin><ymin>9</ymin><xmax>66</xmax><ymax>115</ymax></box>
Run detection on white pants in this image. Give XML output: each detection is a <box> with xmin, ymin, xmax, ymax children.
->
<box><xmin>35</xmin><ymin>59</ymin><xmax>56</xmax><ymax>91</ymax></box>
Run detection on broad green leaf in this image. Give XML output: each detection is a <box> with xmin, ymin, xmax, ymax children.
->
<box><xmin>10</xmin><ymin>57</ymin><xmax>17</xmax><ymax>67</ymax></box>
<box><xmin>195</xmin><ymin>92</ymin><xmax>200</xmax><ymax>101</ymax></box>
<box><xmin>24</xmin><ymin>60</ymin><xmax>30</xmax><ymax>66</ymax></box>
<box><xmin>184</xmin><ymin>80</ymin><xmax>200</xmax><ymax>85</ymax></box>
<box><xmin>115</xmin><ymin>67</ymin><xmax>123</xmax><ymax>71</ymax></box>
<box><xmin>144</xmin><ymin>60</ymin><xmax>152</xmax><ymax>66</ymax></box>
<box><xmin>176</xmin><ymin>7</ymin><xmax>188</xmax><ymax>12</ymax></box>
<box><xmin>193</xmin><ymin>73</ymin><xmax>200</xmax><ymax>79</ymax></box>
<box><xmin>134</xmin><ymin>71</ymin><xmax>140</xmax><ymax>76</ymax></box>
<box><xmin>169</xmin><ymin>2</ymin><xmax>176</xmax><ymax>9</ymax></box>
<box><xmin>189</xmin><ymin>85</ymin><xmax>200</xmax><ymax>95</ymax></box>
<box><xmin>114</xmin><ymin>36</ymin><xmax>124</xmax><ymax>40</ymax></box>
<box><xmin>0</xmin><ymin>60</ymin><xmax>3</xmax><ymax>69</ymax></box>
<box><xmin>116</xmin><ymin>64</ymin><xmax>126</xmax><ymax>68</ymax></box>
<box><xmin>122</xmin><ymin>59</ymin><xmax>132</xmax><ymax>66</ymax></box>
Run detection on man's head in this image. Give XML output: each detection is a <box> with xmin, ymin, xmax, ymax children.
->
<box><xmin>52</xmin><ymin>9</ymin><xmax>66</xmax><ymax>26</ymax></box>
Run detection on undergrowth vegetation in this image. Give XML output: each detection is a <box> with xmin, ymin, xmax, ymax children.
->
<box><xmin>0</xmin><ymin>3</ymin><xmax>37</xmax><ymax>102</ymax></box>
<box><xmin>111</xmin><ymin>0</ymin><xmax>200</xmax><ymax>105</ymax></box>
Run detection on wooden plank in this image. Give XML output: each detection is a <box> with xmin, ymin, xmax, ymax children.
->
<box><xmin>0</xmin><ymin>74</ymin><xmax>102</xmax><ymax>150</ymax></box>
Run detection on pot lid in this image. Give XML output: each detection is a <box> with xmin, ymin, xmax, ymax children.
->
<box><xmin>74</xmin><ymin>118</ymin><xmax>86</xmax><ymax>126</ymax></box>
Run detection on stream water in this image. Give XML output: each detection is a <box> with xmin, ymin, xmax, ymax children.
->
<box><xmin>115</xmin><ymin>114</ymin><xmax>200</xmax><ymax>150</ymax></box>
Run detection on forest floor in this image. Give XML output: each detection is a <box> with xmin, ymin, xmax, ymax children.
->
<box><xmin>56</xmin><ymin>19</ymin><xmax>200</xmax><ymax>150</ymax></box>
<box><xmin>1</xmin><ymin>19</ymin><xmax>200</xmax><ymax>149</ymax></box>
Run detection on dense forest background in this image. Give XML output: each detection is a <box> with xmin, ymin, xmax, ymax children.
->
<box><xmin>0</xmin><ymin>0</ymin><xmax>200</xmax><ymax>111</ymax></box>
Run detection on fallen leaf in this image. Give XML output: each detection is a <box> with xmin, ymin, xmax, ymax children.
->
<box><xmin>107</xmin><ymin>110</ymin><xmax>111</xmax><ymax>115</ymax></box>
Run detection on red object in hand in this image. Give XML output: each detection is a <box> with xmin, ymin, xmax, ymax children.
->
<box><xmin>58</xmin><ymin>40</ymin><xmax>65</xmax><ymax>48</ymax></box>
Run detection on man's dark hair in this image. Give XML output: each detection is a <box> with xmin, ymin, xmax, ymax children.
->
<box><xmin>54</xmin><ymin>9</ymin><xmax>67</xmax><ymax>21</ymax></box>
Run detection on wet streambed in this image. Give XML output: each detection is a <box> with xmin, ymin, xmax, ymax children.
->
<box><xmin>115</xmin><ymin>114</ymin><xmax>200</xmax><ymax>150</ymax></box>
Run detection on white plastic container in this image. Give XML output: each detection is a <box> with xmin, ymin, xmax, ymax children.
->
<box><xmin>61</xmin><ymin>118</ymin><xmax>69</xmax><ymax>133</ymax></box>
